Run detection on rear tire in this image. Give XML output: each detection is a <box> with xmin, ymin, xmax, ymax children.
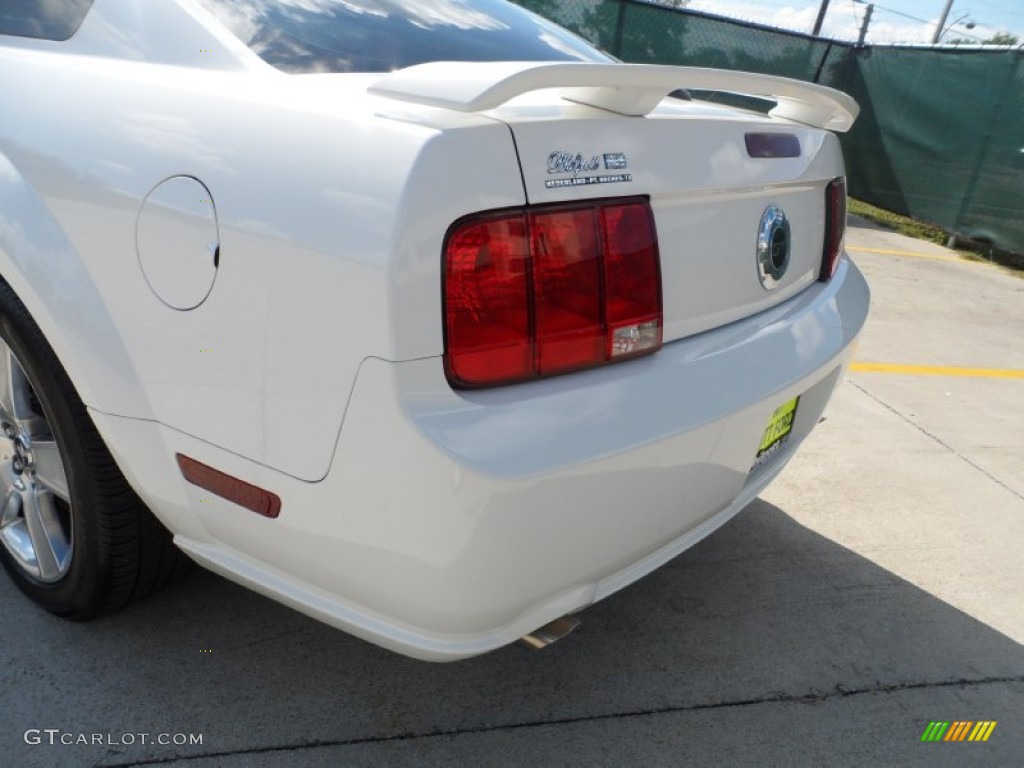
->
<box><xmin>0</xmin><ymin>281</ymin><xmax>183</xmax><ymax>619</ymax></box>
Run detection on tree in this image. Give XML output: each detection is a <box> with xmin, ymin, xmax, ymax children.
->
<box><xmin>946</xmin><ymin>31</ymin><xmax>1019</xmax><ymax>45</ymax></box>
<box><xmin>985</xmin><ymin>32</ymin><xmax>1019</xmax><ymax>45</ymax></box>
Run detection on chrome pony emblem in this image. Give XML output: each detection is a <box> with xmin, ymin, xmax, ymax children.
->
<box><xmin>757</xmin><ymin>205</ymin><xmax>791</xmax><ymax>290</ymax></box>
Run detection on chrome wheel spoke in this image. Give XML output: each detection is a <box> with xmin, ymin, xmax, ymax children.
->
<box><xmin>32</xmin><ymin>440</ymin><xmax>69</xmax><ymax>501</ymax></box>
<box><xmin>0</xmin><ymin>341</ymin><xmax>16</xmax><ymax>425</ymax></box>
<box><xmin>0</xmin><ymin>342</ymin><xmax>46</xmax><ymax>437</ymax></box>
<box><xmin>23</xmin><ymin>491</ymin><xmax>69</xmax><ymax>582</ymax></box>
<box><xmin>0</xmin><ymin>489</ymin><xmax>21</xmax><ymax>529</ymax></box>
<box><xmin>0</xmin><ymin>337</ymin><xmax>74</xmax><ymax>583</ymax></box>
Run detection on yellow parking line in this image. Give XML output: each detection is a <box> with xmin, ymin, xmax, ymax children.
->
<box><xmin>847</xmin><ymin>245</ymin><xmax>966</xmax><ymax>264</ymax></box>
<box><xmin>851</xmin><ymin>362</ymin><xmax>1024</xmax><ymax>379</ymax></box>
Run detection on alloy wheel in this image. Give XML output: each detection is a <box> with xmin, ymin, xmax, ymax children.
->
<box><xmin>0</xmin><ymin>338</ymin><xmax>73</xmax><ymax>583</ymax></box>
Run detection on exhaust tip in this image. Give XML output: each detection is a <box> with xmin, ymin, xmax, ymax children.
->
<box><xmin>518</xmin><ymin>615</ymin><xmax>581</xmax><ymax>651</ymax></box>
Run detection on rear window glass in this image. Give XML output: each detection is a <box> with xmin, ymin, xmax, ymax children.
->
<box><xmin>0</xmin><ymin>0</ymin><xmax>93</xmax><ymax>41</ymax></box>
<box><xmin>195</xmin><ymin>0</ymin><xmax>610</xmax><ymax>74</ymax></box>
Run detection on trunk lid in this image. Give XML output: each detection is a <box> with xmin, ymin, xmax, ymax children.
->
<box><xmin>498</xmin><ymin>100</ymin><xmax>846</xmax><ymax>342</ymax></box>
<box><xmin>372</xmin><ymin>62</ymin><xmax>857</xmax><ymax>343</ymax></box>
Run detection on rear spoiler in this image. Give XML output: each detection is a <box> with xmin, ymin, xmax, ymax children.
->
<box><xmin>369</xmin><ymin>62</ymin><xmax>859</xmax><ymax>132</ymax></box>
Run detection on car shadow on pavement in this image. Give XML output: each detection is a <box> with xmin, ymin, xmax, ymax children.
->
<box><xmin>4</xmin><ymin>499</ymin><xmax>1023</xmax><ymax>768</ymax></box>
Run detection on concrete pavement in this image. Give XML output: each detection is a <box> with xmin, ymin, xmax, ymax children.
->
<box><xmin>3</xmin><ymin>217</ymin><xmax>1022</xmax><ymax>767</ymax></box>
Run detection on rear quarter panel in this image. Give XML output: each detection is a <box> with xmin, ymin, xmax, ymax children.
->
<box><xmin>0</xmin><ymin>43</ymin><xmax>524</xmax><ymax>481</ymax></box>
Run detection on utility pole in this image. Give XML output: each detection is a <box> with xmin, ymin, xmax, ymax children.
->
<box><xmin>857</xmin><ymin>3</ymin><xmax>874</xmax><ymax>46</ymax></box>
<box><xmin>932</xmin><ymin>0</ymin><xmax>955</xmax><ymax>43</ymax></box>
<box><xmin>812</xmin><ymin>0</ymin><xmax>831</xmax><ymax>36</ymax></box>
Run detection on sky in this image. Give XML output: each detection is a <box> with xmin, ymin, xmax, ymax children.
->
<box><xmin>680</xmin><ymin>0</ymin><xmax>1024</xmax><ymax>45</ymax></box>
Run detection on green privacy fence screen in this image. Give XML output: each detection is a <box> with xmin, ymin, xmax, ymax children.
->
<box><xmin>514</xmin><ymin>0</ymin><xmax>1024</xmax><ymax>255</ymax></box>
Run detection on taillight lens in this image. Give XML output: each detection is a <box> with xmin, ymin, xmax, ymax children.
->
<box><xmin>601</xmin><ymin>202</ymin><xmax>663</xmax><ymax>359</ymax></box>
<box><xmin>444</xmin><ymin>197</ymin><xmax>662</xmax><ymax>388</ymax></box>
<box><xmin>532</xmin><ymin>208</ymin><xmax>603</xmax><ymax>374</ymax></box>
<box><xmin>821</xmin><ymin>176</ymin><xmax>847</xmax><ymax>281</ymax></box>
<box><xmin>444</xmin><ymin>214</ymin><xmax>531</xmax><ymax>385</ymax></box>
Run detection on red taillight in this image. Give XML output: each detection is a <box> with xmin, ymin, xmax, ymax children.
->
<box><xmin>444</xmin><ymin>197</ymin><xmax>662</xmax><ymax>388</ymax></box>
<box><xmin>532</xmin><ymin>208</ymin><xmax>604</xmax><ymax>374</ymax></box>
<box><xmin>443</xmin><ymin>214</ymin><xmax>531</xmax><ymax>385</ymax></box>
<box><xmin>601</xmin><ymin>202</ymin><xmax>663</xmax><ymax>359</ymax></box>
<box><xmin>821</xmin><ymin>177</ymin><xmax>847</xmax><ymax>281</ymax></box>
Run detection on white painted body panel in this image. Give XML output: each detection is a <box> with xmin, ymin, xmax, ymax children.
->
<box><xmin>0</xmin><ymin>0</ymin><xmax>869</xmax><ymax>658</ymax></box>
<box><xmin>92</xmin><ymin>258</ymin><xmax>868</xmax><ymax>660</ymax></box>
<box><xmin>499</xmin><ymin>102</ymin><xmax>844</xmax><ymax>342</ymax></box>
<box><xmin>0</xmin><ymin>2</ymin><xmax>526</xmax><ymax>480</ymax></box>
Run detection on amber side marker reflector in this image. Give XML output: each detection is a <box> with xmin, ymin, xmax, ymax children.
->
<box><xmin>176</xmin><ymin>454</ymin><xmax>281</xmax><ymax>519</ymax></box>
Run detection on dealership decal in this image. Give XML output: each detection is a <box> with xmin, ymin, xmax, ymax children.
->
<box><xmin>603</xmin><ymin>153</ymin><xmax>628</xmax><ymax>170</ymax></box>
<box><xmin>546</xmin><ymin>174</ymin><xmax>632</xmax><ymax>189</ymax></box>
<box><xmin>546</xmin><ymin>151</ymin><xmax>632</xmax><ymax>189</ymax></box>
<box><xmin>547</xmin><ymin>152</ymin><xmax>600</xmax><ymax>176</ymax></box>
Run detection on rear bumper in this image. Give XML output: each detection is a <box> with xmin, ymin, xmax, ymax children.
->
<box><xmin>96</xmin><ymin>257</ymin><xmax>869</xmax><ymax>661</ymax></box>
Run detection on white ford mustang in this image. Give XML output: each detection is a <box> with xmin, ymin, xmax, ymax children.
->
<box><xmin>0</xmin><ymin>0</ymin><xmax>869</xmax><ymax>660</ymax></box>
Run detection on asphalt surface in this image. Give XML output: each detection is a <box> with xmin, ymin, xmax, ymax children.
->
<box><xmin>4</xmin><ymin>217</ymin><xmax>1023</xmax><ymax>767</ymax></box>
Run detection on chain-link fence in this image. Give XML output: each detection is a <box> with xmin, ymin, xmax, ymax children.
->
<box><xmin>514</xmin><ymin>0</ymin><xmax>1024</xmax><ymax>256</ymax></box>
